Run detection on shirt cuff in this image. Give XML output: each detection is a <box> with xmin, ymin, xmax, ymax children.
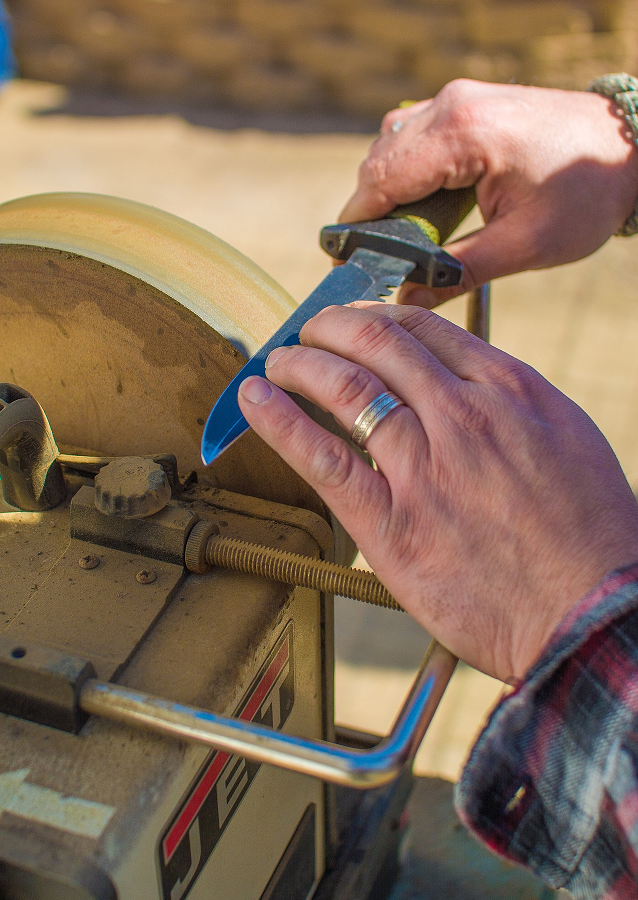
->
<box><xmin>455</xmin><ymin>563</ymin><xmax>638</xmax><ymax>894</ymax></box>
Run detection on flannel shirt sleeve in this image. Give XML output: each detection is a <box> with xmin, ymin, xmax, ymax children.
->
<box><xmin>455</xmin><ymin>563</ymin><xmax>638</xmax><ymax>900</ymax></box>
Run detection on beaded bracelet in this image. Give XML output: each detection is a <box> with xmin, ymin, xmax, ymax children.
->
<box><xmin>588</xmin><ymin>72</ymin><xmax>638</xmax><ymax>236</ymax></box>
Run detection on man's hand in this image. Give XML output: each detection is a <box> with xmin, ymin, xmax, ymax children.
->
<box><xmin>340</xmin><ymin>80</ymin><xmax>638</xmax><ymax>306</ymax></box>
<box><xmin>238</xmin><ymin>303</ymin><xmax>638</xmax><ymax>683</ymax></box>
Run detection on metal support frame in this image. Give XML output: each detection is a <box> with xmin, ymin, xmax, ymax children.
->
<box><xmin>80</xmin><ymin>639</ymin><xmax>457</xmax><ymax>789</ymax></box>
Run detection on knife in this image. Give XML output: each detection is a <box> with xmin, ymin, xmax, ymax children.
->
<box><xmin>201</xmin><ymin>186</ymin><xmax>476</xmax><ymax>465</ymax></box>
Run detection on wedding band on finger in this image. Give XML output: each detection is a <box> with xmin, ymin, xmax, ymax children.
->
<box><xmin>350</xmin><ymin>392</ymin><xmax>405</xmax><ymax>449</ymax></box>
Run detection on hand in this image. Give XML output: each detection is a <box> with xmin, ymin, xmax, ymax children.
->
<box><xmin>340</xmin><ymin>80</ymin><xmax>638</xmax><ymax>307</ymax></box>
<box><xmin>238</xmin><ymin>303</ymin><xmax>638</xmax><ymax>682</ymax></box>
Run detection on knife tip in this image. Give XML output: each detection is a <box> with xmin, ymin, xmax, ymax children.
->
<box><xmin>200</xmin><ymin>445</ymin><xmax>219</xmax><ymax>466</ymax></box>
<box><xmin>200</xmin><ymin>409</ymin><xmax>249</xmax><ymax>466</ymax></box>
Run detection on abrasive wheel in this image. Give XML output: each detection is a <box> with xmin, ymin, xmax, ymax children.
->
<box><xmin>0</xmin><ymin>192</ymin><xmax>353</xmax><ymax>562</ymax></box>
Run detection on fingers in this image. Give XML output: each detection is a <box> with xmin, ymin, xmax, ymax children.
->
<box><xmin>293</xmin><ymin>304</ymin><xmax>501</xmax><ymax>408</ymax></box>
<box><xmin>339</xmin><ymin>113</ymin><xmax>446</xmax><ymax>223</ymax></box>
<box><xmin>379</xmin><ymin>99</ymin><xmax>432</xmax><ymax>137</ymax></box>
<box><xmin>237</xmin><ymin>376</ymin><xmax>391</xmax><ymax>534</ymax></box>
<box><xmin>338</xmin><ymin>79</ymin><xmax>634</xmax><ymax>297</ymax></box>
<box><xmin>314</xmin><ymin>306</ymin><xmax>463</xmax><ymax>420</ymax></box>
<box><xmin>397</xmin><ymin>282</ymin><xmax>465</xmax><ymax>308</ymax></box>
<box><xmin>263</xmin><ymin>343</ymin><xmax>425</xmax><ymax>468</ymax></box>
<box><xmin>339</xmin><ymin>81</ymin><xmax>488</xmax><ymax>224</ymax></box>
<box><xmin>340</xmin><ymin>157</ymin><xmax>537</xmax><ymax>305</ymax></box>
<box><xmin>396</xmin><ymin>211</ymin><xmax>565</xmax><ymax>307</ymax></box>
<box><xmin>343</xmin><ymin>302</ymin><xmax>508</xmax><ymax>381</ymax></box>
<box><xmin>338</xmin><ymin>163</ymin><xmax>396</xmax><ymax>224</ymax></box>
<box><xmin>338</xmin><ymin>100</ymin><xmax>436</xmax><ymax>222</ymax></box>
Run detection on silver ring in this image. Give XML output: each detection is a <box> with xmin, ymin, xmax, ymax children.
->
<box><xmin>391</xmin><ymin>119</ymin><xmax>403</xmax><ymax>133</ymax></box>
<box><xmin>351</xmin><ymin>392</ymin><xmax>405</xmax><ymax>448</ymax></box>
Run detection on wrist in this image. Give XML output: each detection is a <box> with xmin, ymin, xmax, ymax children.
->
<box><xmin>511</xmin><ymin>546</ymin><xmax>638</xmax><ymax>682</ymax></box>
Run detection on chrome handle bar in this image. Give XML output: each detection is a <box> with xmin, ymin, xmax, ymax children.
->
<box><xmin>80</xmin><ymin>639</ymin><xmax>457</xmax><ymax>789</ymax></box>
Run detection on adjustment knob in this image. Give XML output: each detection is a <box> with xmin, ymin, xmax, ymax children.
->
<box><xmin>94</xmin><ymin>457</ymin><xmax>171</xmax><ymax>518</ymax></box>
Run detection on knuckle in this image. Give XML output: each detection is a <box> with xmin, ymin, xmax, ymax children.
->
<box><xmin>453</xmin><ymin>396</ymin><xmax>490</xmax><ymax>436</ymax></box>
<box><xmin>359</xmin><ymin>152</ymin><xmax>392</xmax><ymax>195</ymax></box>
<box><xmin>274</xmin><ymin>402</ymin><xmax>306</xmax><ymax>446</ymax></box>
<box><xmin>307</xmin><ymin>434</ymin><xmax>354</xmax><ymax>490</ymax></box>
<box><xmin>458</xmin><ymin>402</ymin><xmax>490</xmax><ymax>436</ymax></box>
<box><xmin>351</xmin><ymin>314</ymin><xmax>401</xmax><ymax>360</ymax></box>
<box><xmin>329</xmin><ymin>364</ymin><xmax>376</xmax><ymax>409</ymax></box>
<box><xmin>376</xmin><ymin>502</ymin><xmax>412</xmax><ymax>548</ymax></box>
<box><xmin>444</xmin><ymin>98</ymin><xmax>481</xmax><ymax>135</ymax></box>
<box><xmin>436</xmin><ymin>78</ymin><xmax>477</xmax><ymax>107</ymax></box>
<box><xmin>435</xmin><ymin>78</ymin><xmax>463</xmax><ymax>104</ymax></box>
<box><xmin>401</xmin><ymin>306</ymin><xmax>448</xmax><ymax>339</ymax></box>
<box><xmin>492</xmin><ymin>357</ymin><xmax>538</xmax><ymax>398</ymax></box>
<box><xmin>392</xmin><ymin>304</ymin><xmax>431</xmax><ymax>329</ymax></box>
<box><xmin>433</xmin><ymin>80</ymin><xmax>487</xmax><ymax>140</ymax></box>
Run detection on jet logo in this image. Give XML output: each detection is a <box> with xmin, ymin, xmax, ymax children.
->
<box><xmin>158</xmin><ymin>624</ymin><xmax>294</xmax><ymax>900</ymax></box>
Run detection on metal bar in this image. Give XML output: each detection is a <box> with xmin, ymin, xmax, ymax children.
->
<box><xmin>79</xmin><ymin>640</ymin><xmax>457</xmax><ymax>789</ymax></box>
<box><xmin>466</xmin><ymin>283</ymin><xmax>491</xmax><ymax>342</ymax></box>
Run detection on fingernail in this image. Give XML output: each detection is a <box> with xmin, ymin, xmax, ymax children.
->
<box><xmin>239</xmin><ymin>376</ymin><xmax>272</xmax><ymax>404</ymax></box>
<box><xmin>265</xmin><ymin>346</ymin><xmax>290</xmax><ymax>369</ymax></box>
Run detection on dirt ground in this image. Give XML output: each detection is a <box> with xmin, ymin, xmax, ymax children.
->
<box><xmin>2</xmin><ymin>78</ymin><xmax>638</xmax><ymax>786</ymax></box>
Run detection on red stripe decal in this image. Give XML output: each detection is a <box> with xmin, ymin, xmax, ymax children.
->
<box><xmin>163</xmin><ymin>635</ymin><xmax>290</xmax><ymax>862</ymax></box>
<box><xmin>239</xmin><ymin>639</ymin><xmax>289</xmax><ymax>723</ymax></box>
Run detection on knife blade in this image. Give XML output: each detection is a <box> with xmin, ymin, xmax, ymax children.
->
<box><xmin>201</xmin><ymin>186</ymin><xmax>476</xmax><ymax>465</ymax></box>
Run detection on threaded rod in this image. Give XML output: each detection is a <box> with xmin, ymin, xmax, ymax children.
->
<box><xmin>204</xmin><ymin>534</ymin><xmax>403</xmax><ymax>611</ymax></box>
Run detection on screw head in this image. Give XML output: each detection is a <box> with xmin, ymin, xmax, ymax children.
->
<box><xmin>79</xmin><ymin>554</ymin><xmax>100</xmax><ymax>570</ymax></box>
<box><xmin>136</xmin><ymin>569</ymin><xmax>157</xmax><ymax>584</ymax></box>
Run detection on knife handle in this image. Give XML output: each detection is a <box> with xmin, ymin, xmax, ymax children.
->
<box><xmin>320</xmin><ymin>184</ymin><xmax>475</xmax><ymax>287</ymax></box>
<box><xmin>389</xmin><ymin>185</ymin><xmax>476</xmax><ymax>247</ymax></box>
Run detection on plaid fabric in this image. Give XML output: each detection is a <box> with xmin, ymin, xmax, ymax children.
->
<box><xmin>455</xmin><ymin>563</ymin><xmax>638</xmax><ymax>899</ymax></box>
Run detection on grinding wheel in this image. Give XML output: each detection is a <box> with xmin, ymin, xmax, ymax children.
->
<box><xmin>0</xmin><ymin>192</ymin><xmax>353</xmax><ymax>561</ymax></box>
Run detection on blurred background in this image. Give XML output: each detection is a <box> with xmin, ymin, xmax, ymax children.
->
<box><xmin>2</xmin><ymin>0</ymin><xmax>638</xmax><ymax>783</ymax></box>
<box><xmin>5</xmin><ymin>0</ymin><xmax>638</xmax><ymax>120</ymax></box>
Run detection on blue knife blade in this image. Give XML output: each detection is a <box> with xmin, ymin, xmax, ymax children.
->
<box><xmin>201</xmin><ymin>248</ymin><xmax>416</xmax><ymax>465</ymax></box>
